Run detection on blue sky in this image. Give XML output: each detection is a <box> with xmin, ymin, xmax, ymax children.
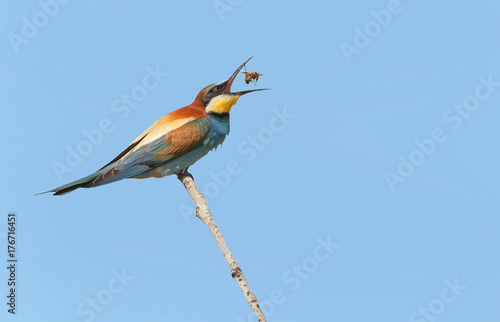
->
<box><xmin>1</xmin><ymin>0</ymin><xmax>500</xmax><ymax>321</ymax></box>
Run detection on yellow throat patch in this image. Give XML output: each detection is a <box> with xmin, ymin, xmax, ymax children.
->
<box><xmin>206</xmin><ymin>95</ymin><xmax>240</xmax><ymax>114</ymax></box>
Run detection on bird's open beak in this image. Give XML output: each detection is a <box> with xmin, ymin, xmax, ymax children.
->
<box><xmin>223</xmin><ymin>56</ymin><xmax>270</xmax><ymax>96</ymax></box>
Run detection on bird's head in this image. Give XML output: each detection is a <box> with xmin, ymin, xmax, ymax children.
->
<box><xmin>198</xmin><ymin>57</ymin><xmax>268</xmax><ymax>115</ymax></box>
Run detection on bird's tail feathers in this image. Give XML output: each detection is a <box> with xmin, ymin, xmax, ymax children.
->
<box><xmin>36</xmin><ymin>172</ymin><xmax>101</xmax><ymax>196</ymax></box>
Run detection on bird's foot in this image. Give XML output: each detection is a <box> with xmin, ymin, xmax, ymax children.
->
<box><xmin>176</xmin><ymin>168</ymin><xmax>194</xmax><ymax>180</ymax></box>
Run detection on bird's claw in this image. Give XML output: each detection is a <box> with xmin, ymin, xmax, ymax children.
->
<box><xmin>176</xmin><ymin>169</ymin><xmax>194</xmax><ymax>180</ymax></box>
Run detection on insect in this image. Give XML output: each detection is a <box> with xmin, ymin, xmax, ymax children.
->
<box><xmin>241</xmin><ymin>66</ymin><xmax>263</xmax><ymax>86</ymax></box>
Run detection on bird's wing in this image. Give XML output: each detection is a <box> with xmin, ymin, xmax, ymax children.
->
<box><xmin>88</xmin><ymin>116</ymin><xmax>210</xmax><ymax>187</ymax></box>
<box><xmin>116</xmin><ymin>116</ymin><xmax>210</xmax><ymax>168</ymax></box>
<box><xmin>99</xmin><ymin>107</ymin><xmax>204</xmax><ymax>170</ymax></box>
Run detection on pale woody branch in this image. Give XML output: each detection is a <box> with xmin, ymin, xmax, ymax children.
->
<box><xmin>176</xmin><ymin>172</ymin><xmax>266</xmax><ymax>322</ymax></box>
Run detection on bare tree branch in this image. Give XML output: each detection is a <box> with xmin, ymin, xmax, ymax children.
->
<box><xmin>177</xmin><ymin>172</ymin><xmax>266</xmax><ymax>322</ymax></box>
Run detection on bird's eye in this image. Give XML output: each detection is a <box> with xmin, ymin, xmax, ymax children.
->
<box><xmin>214</xmin><ymin>86</ymin><xmax>221</xmax><ymax>91</ymax></box>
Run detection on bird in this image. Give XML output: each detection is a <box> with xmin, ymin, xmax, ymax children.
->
<box><xmin>39</xmin><ymin>57</ymin><xmax>268</xmax><ymax>195</ymax></box>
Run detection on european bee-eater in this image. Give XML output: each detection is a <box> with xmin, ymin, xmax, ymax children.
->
<box><xmin>40</xmin><ymin>57</ymin><xmax>268</xmax><ymax>195</ymax></box>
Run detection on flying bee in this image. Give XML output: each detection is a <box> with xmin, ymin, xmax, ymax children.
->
<box><xmin>241</xmin><ymin>66</ymin><xmax>263</xmax><ymax>86</ymax></box>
